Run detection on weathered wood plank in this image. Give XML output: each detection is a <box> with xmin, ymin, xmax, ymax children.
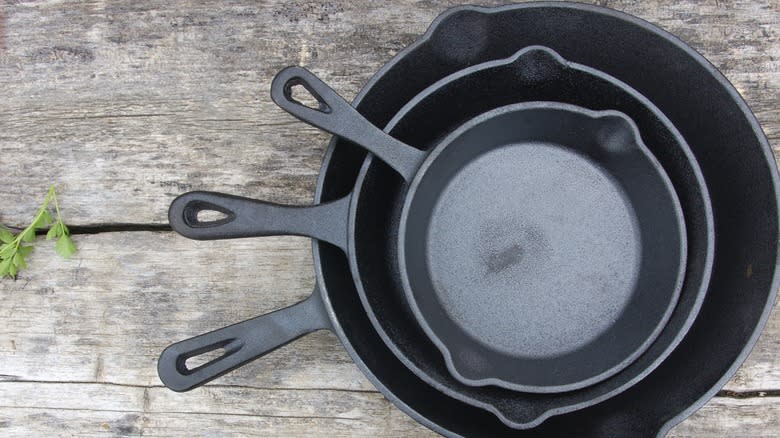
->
<box><xmin>0</xmin><ymin>0</ymin><xmax>777</xmax><ymax>226</ymax></box>
<box><xmin>0</xmin><ymin>382</ymin><xmax>435</xmax><ymax>437</ymax></box>
<box><xmin>724</xmin><ymin>305</ymin><xmax>780</xmax><ymax>392</ymax></box>
<box><xmin>0</xmin><ymin>232</ymin><xmax>372</xmax><ymax>390</ymax></box>
<box><xmin>0</xmin><ymin>231</ymin><xmax>777</xmax><ymax>436</ymax></box>
<box><xmin>0</xmin><ymin>408</ymin><xmax>431</xmax><ymax>438</ymax></box>
<box><xmin>0</xmin><ymin>0</ymin><xmax>429</xmax><ymax>226</ymax></box>
<box><xmin>1</xmin><ymin>232</ymin><xmax>776</xmax><ymax>390</ymax></box>
<box><xmin>0</xmin><ymin>0</ymin><xmax>778</xmax><ymax>436</ymax></box>
<box><xmin>0</xmin><ymin>381</ymin><xmax>778</xmax><ymax>437</ymax></box>
<box><xmin>668</xmin><ymin>396</ymin><xmax>780</xmax><ymax>437</ymax></box>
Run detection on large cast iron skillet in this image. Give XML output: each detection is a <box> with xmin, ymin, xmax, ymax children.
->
<box><xmin>160</xmin><ymin>3</ymin><xmax>779</xmax><ymax>436</ymax></box>
<box><xmin>319</xmin><ymin>4</ymin><xmax>776</xmax><ymax>436</ymax></box>
<box><xmin>303</xmin><ymin>3</ymin><xmax>779</xmax><ymax>435</ymax></box>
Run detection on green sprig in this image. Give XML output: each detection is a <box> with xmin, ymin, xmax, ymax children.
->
<box><xmin>0</xmin><ymin>186</ymin><xmax>76</xmax><ymax>279</ymax></box>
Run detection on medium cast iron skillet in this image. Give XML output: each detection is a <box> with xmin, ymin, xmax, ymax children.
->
<box><xmin>161</xmin><ymin>46</ymin><xmax>705</xmax><ymax>428</ymax></box>
<box><xmin>343</xmin><ymin>46</ymin><xmax>714</xmax><ymax>427</ymax></box>
<box><xmin>160</xmin><ymin>3</ymin><xmax>778</xmax><ymax>436</ymax></box>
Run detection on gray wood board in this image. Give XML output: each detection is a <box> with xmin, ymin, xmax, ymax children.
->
<box><xmin>0</xmin><ymin>0</ymin><xmax>778</xmax><ymax>436</ymax></box>
<box><xmin>0</xmin><ymin>0</ymin><xmax>777</xmax><ymax>226</ymax></box>
<box><xmin>0</xmin><ymin>232</ymin><xmax>778</xmax><ymax>436</ymax></box>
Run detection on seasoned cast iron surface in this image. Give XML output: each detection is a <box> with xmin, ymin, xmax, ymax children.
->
<box><xmin>314</xmin><ymin>3</ymin><xmax>777</xmax><ymax>437</ymax></box>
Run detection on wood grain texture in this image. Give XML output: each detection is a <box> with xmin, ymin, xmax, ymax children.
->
<box><xmin>0</xmin><ymin>382</ymin><xmax>432</xmax><ymax>437</ymax></box>
<box><xmin>0</xmin><ymin>0</ymin><xmax>778</xmax><ymax>436</ymax></box>
<box><xmin>0</xmin><ymin>0</ymin><xmax>777</xmax><ymax>226</ymax></box>
<box><xmin>0</xmin><ymin>232</ymin><xmax>778</xmax><ymax>436</ymax></box>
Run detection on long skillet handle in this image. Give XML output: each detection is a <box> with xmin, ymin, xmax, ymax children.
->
<box><xmin>271</xmin><ymin>66</ymin><xmax>426</xmax><ymax>182</ymax></box>
<box><xmin>168</xmin><ymin>191</ymin><xmax>350</xmax><ymax>251</ymax></box>
<box><xmin>158</xmin><ymin>289</ymin><xmax>331</xmax><ymax>392</ymax></box>
<box><xmin>161</xmin><ymin>192</ymin><xmax>348</xmax><ymax>390</ymax></box>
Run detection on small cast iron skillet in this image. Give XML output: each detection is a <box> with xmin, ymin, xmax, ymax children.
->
<box><xmin>169</xmin><ymin>98</ymin><xmax>687</xmax><ymax>392</ymax></box>
<box><xmin>164</xmin><ymin>76</ymin><xmax>686</xmax><ymax>395</ymax></box>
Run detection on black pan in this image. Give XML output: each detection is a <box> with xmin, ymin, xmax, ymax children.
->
<box><xmin>313</xmin><ymin>4</ymin><xmax>776</xmax><ymax>436</ymax></box>
<box><xmin>160</xmin><ymin>3</ymin><xmax>778</xmax><ymax>436</ymax></box>
<box><xmin>345</xmin><ymin>45</ymin><xmax>713</xmax><ymax>426</ymax></box>
<box><xmin>161</xmin><ymin>46</ymin><xmax>705</xmax><ymax>428</ymax></box>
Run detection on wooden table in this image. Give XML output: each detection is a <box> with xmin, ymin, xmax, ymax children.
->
<box><xmin>1</xmin><ymin>1</ymin><xmax>777</xmax><ymax>436</ymax></box>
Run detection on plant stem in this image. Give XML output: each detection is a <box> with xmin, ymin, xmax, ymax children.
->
<box><xmin>50</xmin><ymin>185</ymin><xmax>64</xmax><ymax>229</ymax></box>
<box><xmin>12</xmin><ymin>189</ymin><xmax>53</xmax><ymax>250</ymax></box>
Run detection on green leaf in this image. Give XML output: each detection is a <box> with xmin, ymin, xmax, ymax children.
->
<box><xmin>40</xmin><ymin>210</ymin><xmax>53</xmax><ymax>227</ymax></box>
<box><xmin>56</xmin><ymin>235</ymin><xmax>76</xmax><ymax>259</ymax></box>
<box><xmin>0</xmin><ymin>229</ymin><xmax>14</xmax><ymax>244</ymax></box>
<box><xmin>20</xmin><ymin>228</ymin><xmax>36</xmax><ymax>242</ymax></box>
<box><xmin>46</xmin><ymin>223</ymin><xmax>62</xmax><ymax>240</ymax></box>
<box><xmin>0</xmin><ymin>257</ymin><xmax>12</xmax><ymax>277</ymax></box>
<box><xmin>17</xmin><ymin>245</ymin><xmax>33</xmax><ymax>257</ymax></box>
<box><xmin>13</xmin><ymin>253</ymin><xmax>27</xmax><ymax>269</ymax></box>
<box><xmin>1</xmin><ymin>187</ymin><xmax>75</xmax><ymax>279</ymax></box>
<box><xmin>31</xmin><ymin>215</ymin><xmax>45</xmax><ymax>230</ymax></box>
<box><xmin>0</xmin><ymin>244</ymin><xmax>15</xmax><ymax>259</ymax></box>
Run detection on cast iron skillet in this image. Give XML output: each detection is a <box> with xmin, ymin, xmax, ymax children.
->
<box><xmin>273</xmin><ymin>67</ymin><xmax>688</xmax><ymax>392</ymax></box>
<box><xmin>314</xmin><ymin>4</ymin><xmax>776</xmax><ymax>436</ymax></box>
<box><xmin>273</xmin><ymin>50</ymin><xmax>696</xmax><ymax>395</ymax></box>
<box><xmin>337</xmin><ymin>46</ymin><xmax>714</xmax><ymax>427</ymax></box>
<box><xmin>160</xmin><ymin>46</ymin><xmax>706</xmax><ymax>428</ymax></box>
<box><xmin>160</xmin><ymin>3</ymin><xmax>778</xmax><ymax>436</ymax></box>
<box><xmin>163</xmin><ymin>95</ymin><xmax>688</xmax><ymax>392</ymax></box>
<box><xmin>167</xmin><ymin>95</ymin><xmax>688</xmax><ymax>393</ymax></box>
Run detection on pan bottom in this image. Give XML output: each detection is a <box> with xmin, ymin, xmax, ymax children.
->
<box><xmin>426</xmin><ymin>142</ymin><xmax>641</xmax><ymax>358</ymax></box>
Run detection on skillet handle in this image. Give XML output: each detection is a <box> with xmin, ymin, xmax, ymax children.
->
<box><xmin>158</xmin><ymin>290</ymin><xmax>331</xmax><ymax>392</ymax></box>
<box><xmin>168</xmin><ymin>191</ymin><xmax>350</xmax><ymax>251</ymax></box>
<box><xmin>270</xmin><ymin>66</ymin><xmax>425</xmax><ymax>182</ymax></box>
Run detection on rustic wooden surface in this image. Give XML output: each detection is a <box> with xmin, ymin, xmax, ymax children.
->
<box><xmin>0</xmin><ymin>0</ymin><xmax>777</xmax><ymax>436</ymax></box>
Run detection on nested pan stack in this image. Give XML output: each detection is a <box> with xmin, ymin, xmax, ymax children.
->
<box><xmin>157</xmin><ymin>3</ymin><xmax>779</xmax><ymax>437</ymax></box>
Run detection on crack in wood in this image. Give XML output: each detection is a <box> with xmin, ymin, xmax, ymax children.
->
<box><xmin>2</xmin><ymin>224</ymin><xmax>172</xmax><ymax>234</ymax></box>
<box><xmin>0</xmin><ymin>379</ymin><xmax>380</xmax><ymax>394</ymax></box>
<box><xmin>4</xmin><ymin>378</ymin><xmax>779</xmax><ymax>400</ymax></box>
<box><xmin>40</xmin><ymin>113</ymin><xmax>175</xmax><ymax>120</ymax></box>
<box><xmin>718</xmin><ymin>389</ymin><xmax>780</xmax><ymax>399</ymax></box>
<box><xmin>67</xmin><ymin>224</ymin><xmax>172</xmax><ymax>234</ymax></box>
<box><xmin>0</xmin><ymin>405</ymin><xmax>364</xmax><ymax>421</ymax></box>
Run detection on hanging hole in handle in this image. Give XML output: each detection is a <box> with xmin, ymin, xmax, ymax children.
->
<box><xmin>177</xmin><ymin>339</ymin><xmax>237</xmax><ymax>375</ymax></box>
<box><xmin>196</xmin><ymin>209</ymin><xmax>229</xmax><ymax>223</ymax></box>
<box><xmin>182</xmin><ymin>201</ymin><xmax>236</xmax><ymax>228</ymax></box>
<box><xmin>184</xmin><ymin>347</ymin><xmax>227</xmax><ymax>371</ymax></box>
<box><xmin>284</xmin><ymin>78</ymin><xmax>331</xmax><ymax>113</ymax></box>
